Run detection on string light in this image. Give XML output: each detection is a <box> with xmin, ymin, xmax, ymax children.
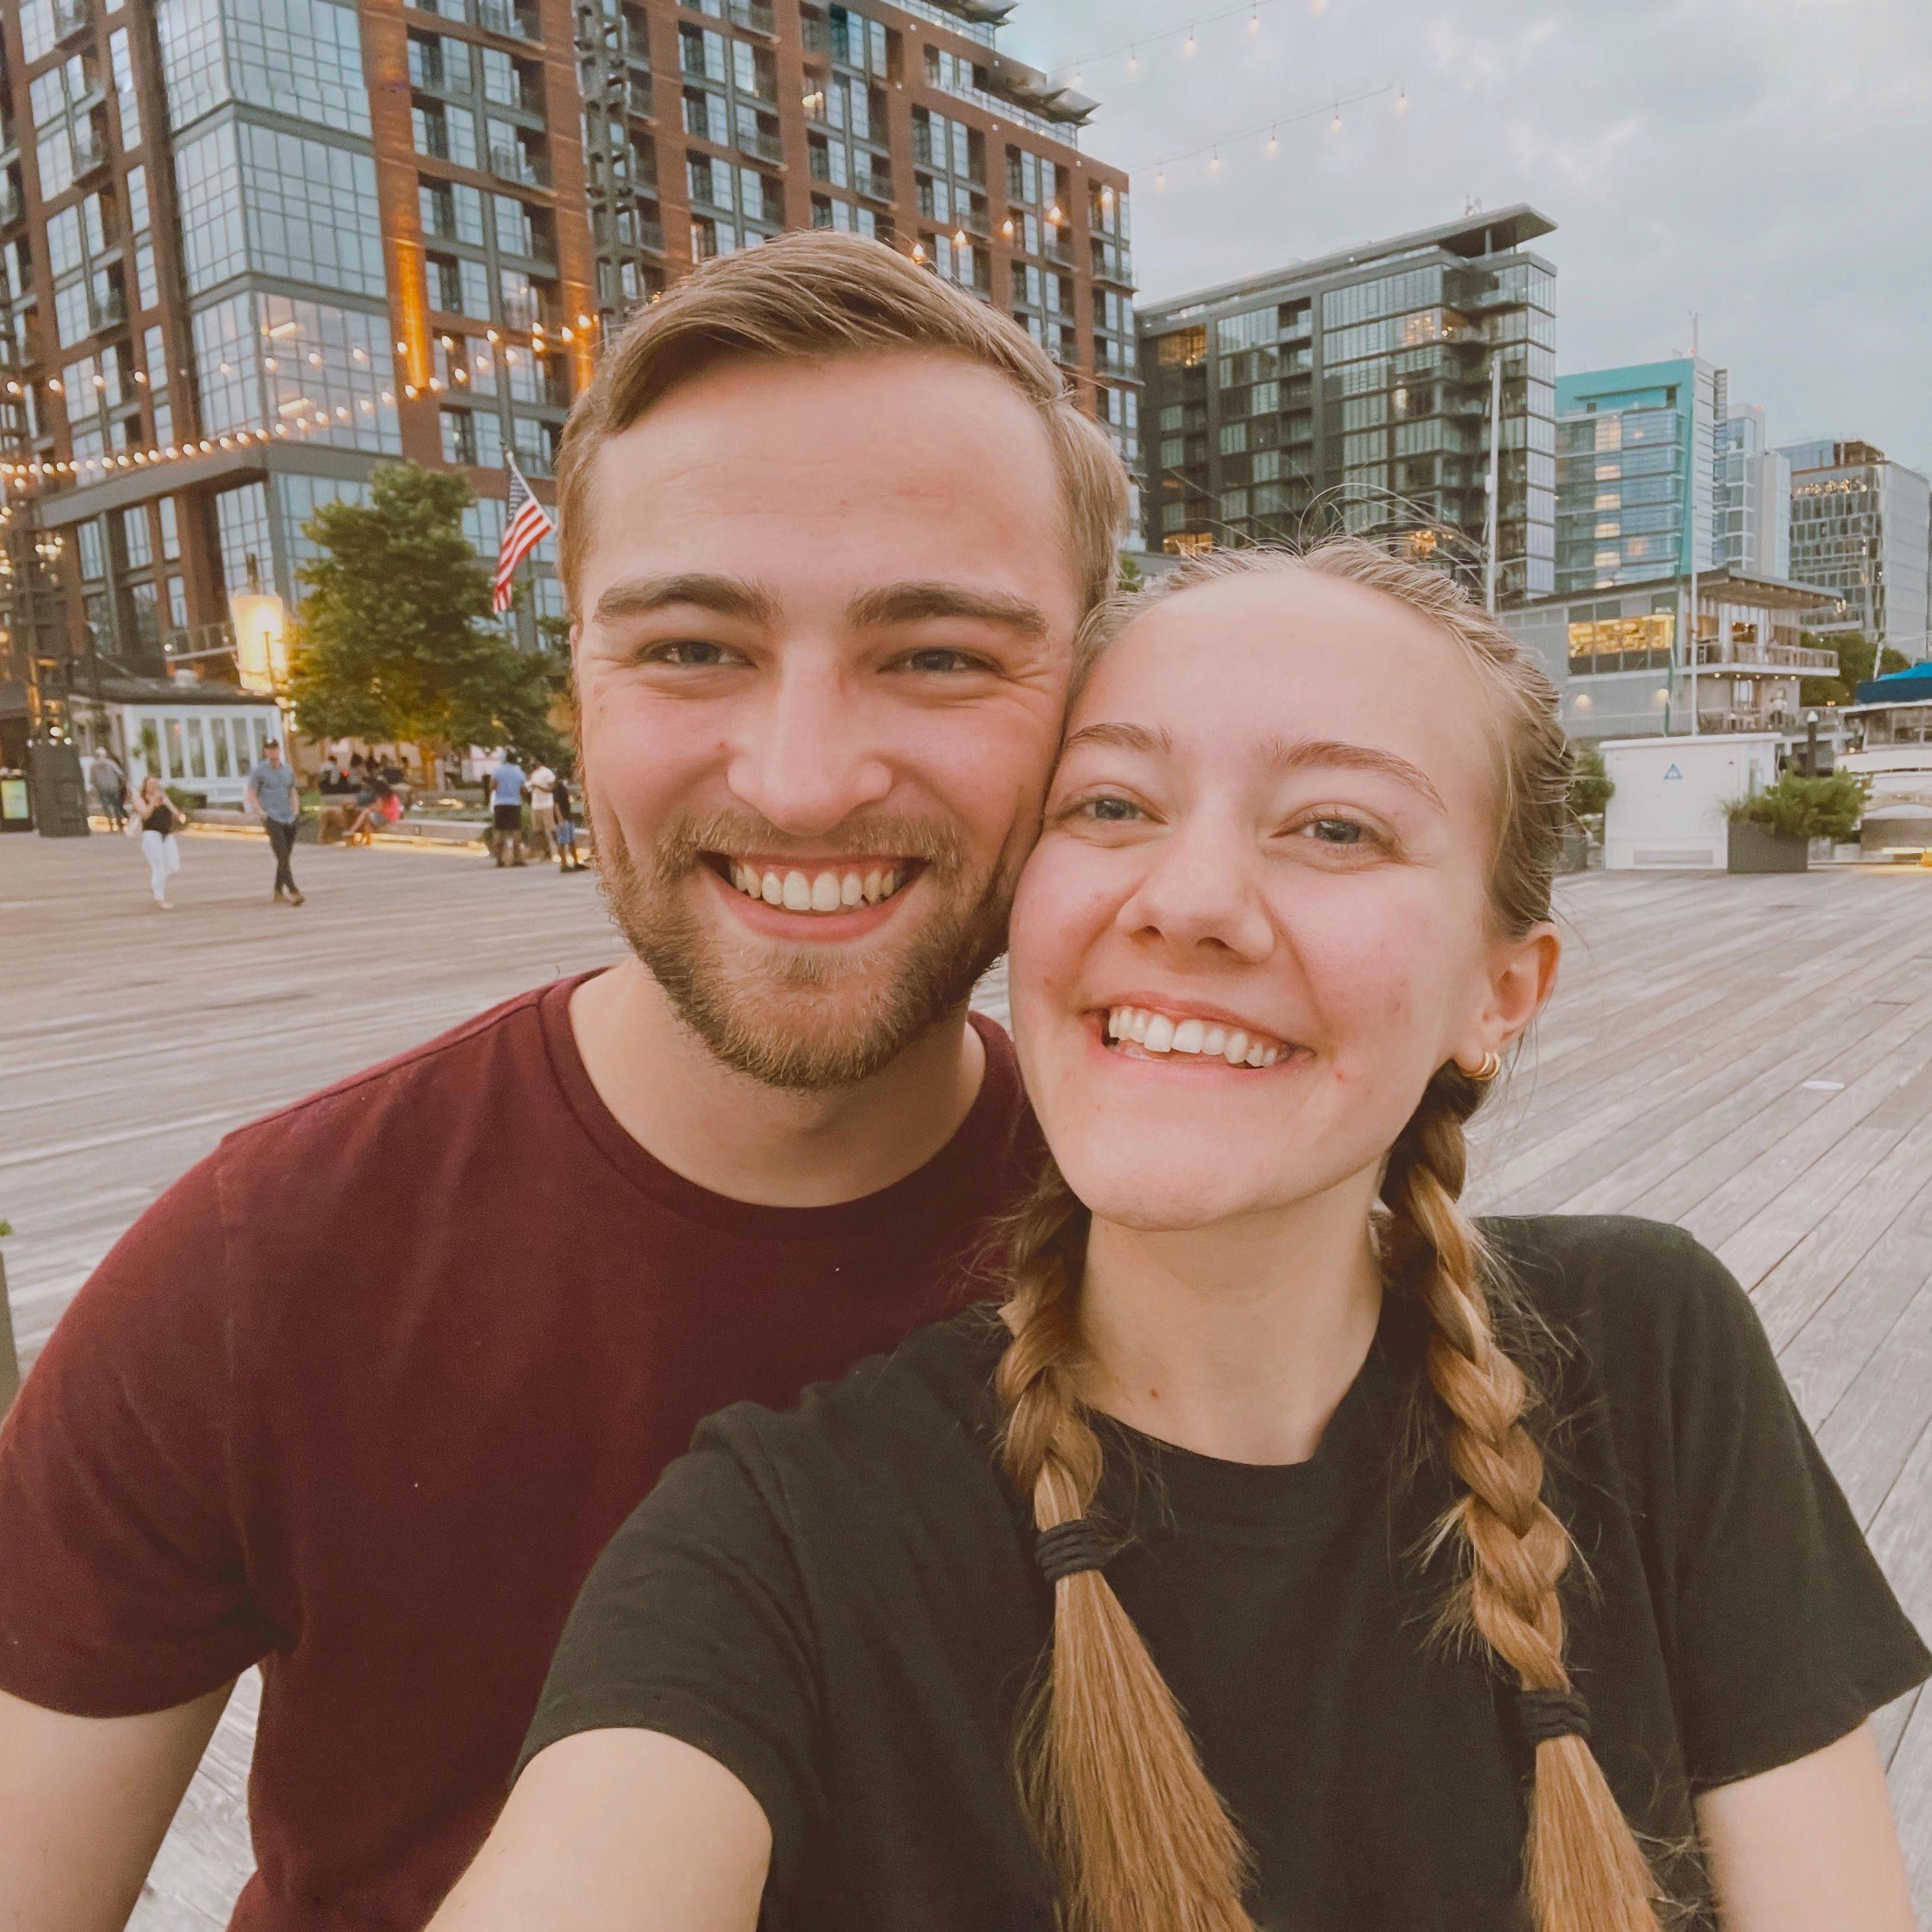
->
<box><xmin>1310</xmin><ymin>0</ymin><xmax>1328</xmax><ymax>12</ymax></box>
<box><xmin>1249</xmin><ymin>3</ymin><xmax>1261</xmax><ymax>26</ymax></box>
<box><xmin>1266</xmin><ymin>127</ymin><xmax>1279</xmax><ymax>156</ymax></box>
<box><xmin>1330</xmin><ymin>102</ymin><xmax>1343</xmax><ymax>134</ymax></box>
<box><xmin>1127</xmin><ymin>46</ymin><xmax>1138</xmax><ymax>72</ymax></box>
<box><xmin>1209</xmin><ymin>148</ymin><xmax>1221</xmax><ymax>173</ymax></box>
<box><xmin>1184</xmin><ymin>24</ymin><xmax>1197</xmax><ymax>55</ymax></box>
<box><xmin>1393</xmin><ymin>84</ymin><xmax>1410</xmax><ymax>114</ymax></box>
<box><xmin>1156</xmin><ymin>167</ymin><xmax>1167</xmax><ymax>189</ymax></box>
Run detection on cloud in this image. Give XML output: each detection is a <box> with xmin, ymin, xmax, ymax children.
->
<box><xmin>1003</xmin><ymin>0</ymin><xmax>1932</xmax><ymax>469</ymax></box>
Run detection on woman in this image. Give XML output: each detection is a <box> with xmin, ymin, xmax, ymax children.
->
<box><xmin>552</xmin><ymin>769</ymin><xmax>587</xmax><ymax>872</ymax></box>
<box><xmin>435</xmin><ymin>543</ymin><xmax>1927</xmax><ymax>1932</ymax></box>
<box><xmin>132</xmin><ymin>775</ymin><xmax>186</xmax><ymax>909</ymax></box>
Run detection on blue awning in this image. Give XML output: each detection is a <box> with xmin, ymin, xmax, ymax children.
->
<box><xmin>1854</xmin><ymin>666</ymin><xmax>1932</xmax><ymax>705</ymax></box>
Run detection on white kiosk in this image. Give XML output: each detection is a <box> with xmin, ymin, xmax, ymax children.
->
<box><xmin>1598</xmin><ymin>734</ymin><xmax>1781</xmax><ymax>870</ymax></box>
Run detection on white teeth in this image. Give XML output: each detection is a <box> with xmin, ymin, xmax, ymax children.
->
<box><xmin>1201</xmin><ymin>1025</ymin><xmax>1226</xmax><ymax>1055</ymax></box>
<box><xmin>1245</xmin><ymin>1041</ymin><xmax>1267</xmax><ymax>1068</ymax></box>
<box><xmin>1106</xmin><ymin>1011</ymin><xmax>1126</xmax><ymax>1040</ymax></box>
<box><xmin>1171</xmin><ymin>1018</ymin><xmax>1205</xmax><ymax>1056</ymax></box>
<box><xmin>1102</xmin><ymin>1007</ymin><xmax>1289</xmax><ymax>1068</ymax></box>
<box><xmin>1128</xmin><ymin>1009</ymin><xmax>1151</xmax><ymax>1043</ymax></box>
<box><xmin>730</xmin><ymin>860</ymin><xmax>908</xmax><ymax>915</ymax></box>
<box><xmin>1142</xmin><ymin>1014</ymin><xmax>1175</xmax><ymax>1054</ymax></box>
<box><xmin>1222</xmin><ymin>1030</ymin><xmax>1249</xmax><ymax>1065</ymax></box>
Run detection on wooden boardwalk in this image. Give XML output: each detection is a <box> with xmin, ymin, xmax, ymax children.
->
<box><xmin>4</xmin><ymin>831</ymin><xmax>1931</xmax><ymax>1921</ymax></box>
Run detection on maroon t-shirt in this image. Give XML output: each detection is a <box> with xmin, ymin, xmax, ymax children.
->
<box><xmin>0</xmin><ymin>976</ymin><xmax>1034</xmax><ymax>1931</ymax></box>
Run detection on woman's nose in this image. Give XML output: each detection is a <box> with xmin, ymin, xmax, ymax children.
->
<box><xmin>1115</xmin><ymin>826</ymin><xmax>1275</xmax><ymax>964</ymax></box>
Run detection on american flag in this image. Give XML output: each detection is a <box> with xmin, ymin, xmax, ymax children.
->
<box><xmin>491</xmin><ymin>456</ymin><xmax>555</xmax><ymax>614</ymax></box>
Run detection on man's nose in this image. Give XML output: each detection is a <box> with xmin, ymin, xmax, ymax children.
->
<box><xmin>725</xmin><ymin>661</ymin><xmax>894</xmax><ymax>837</ymax></box>
<box><xmin>1117</xmin><ymin>823</ymin><xmax>1276</xmax><ymax>964</ymax></box>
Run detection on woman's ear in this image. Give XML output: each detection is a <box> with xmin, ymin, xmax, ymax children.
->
<box><xmin>1464</xmin><ymin>920</ymin><xmax>1561</xmax><ymax>1065</ymax></box>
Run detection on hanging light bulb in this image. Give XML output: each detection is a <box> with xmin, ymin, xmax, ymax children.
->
<box><xmin>1209</xmin><ymin>148</ymin><xmax>1221</xmax><ymax>174</ymax></box>
<box><xmin>1155</xmin><ymin>167</ymin><xmax>1167</xmax><ymax>190</ymax></box>
<box><xmin>1266</xmin><ymin>127</ymin><xmax>1279</xmax><ymax>156</ymax></box>
<box><xmin>954</xmin><ymin>226</ymin><xmax>967</xmax><ymax>247</ymax></box>
<box><xmin>1126</xmin><ymin>45</ymin><xmax>1138</xmax><ymax>73</ymax></box>
<box><xmin>1393</xmin><ymin>84</ymin><xmax>1410</xmax><ymax>114</ymax></box>
<box><xmin>1249</xmin><ymin>3</ymin><xmax>1261</xmax><ymax>28</ymax></box>
<box><xmin>1183</xmin><ymin>24</ymin><xmax>1197</xmax><ymax>55</ymax></box>
<box><xmin>1329</xmin><ymin>103</ymin><xmax>1343</xmax><ymax>134</ymax></box>
<box><xmin>1310</xmin><ymin>0</ymin><xmax>1327</xmax><ymax>12</ymax></box>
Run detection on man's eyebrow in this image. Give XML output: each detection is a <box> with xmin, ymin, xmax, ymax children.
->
<box><xmin>1259</xmin><ymin>736</ymin><xmax>1447</xmax><ymax>813</ymax></box>
<box><xmin>1060</xmin><ymin>721</ymin><xmax>1173</xmax><ymax>757</ymax></box>
<box><xmin>591</xmin><ymin>573</ymin><xmax>777</xmax><ymax>627</ymax></box>
<box><xmin>846</xmin><ymin>581</ymin><xmax>1051</xmax><ymax>638</ymax></box>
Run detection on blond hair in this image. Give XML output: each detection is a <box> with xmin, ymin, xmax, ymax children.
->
<box><xmin>554</xmin><ymin>232</ymin><xmax>1129</xmax><ymax>618</ymax></box>
<box><xmin>997</xmin><ymin>539</ymin><xmax>1663</xmax><ymax>1932</ymax></box>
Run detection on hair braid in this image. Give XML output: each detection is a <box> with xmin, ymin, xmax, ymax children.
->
<box><xmin>1383</xmin><ymin>1073</ymin><xmax>1662</xmax><ymax>1932</ymax></box>
<box><xmin>994</xmin><ymin>1160</ymin><xmax>1253</xmax><ymax>1932</ymax></box>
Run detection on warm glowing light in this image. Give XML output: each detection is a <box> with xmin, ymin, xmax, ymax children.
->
<box><xmin>1002</xmin><ymin>217</ymin><xmax>1014</xmax><ymax>236</ymax></box>
<box><xmin>486</xmin><ymin>328</ymin><xmax>500</xmax><ymax>343</ymax></box>
<box><xmin>1210</xmin><ymin>150</ymin><xmax>1221</xmax><ymax>173</ymax></box>
<box><xmin>576</xmin><ymin>312</ymin><xmax>591</xmax><ymax>328</ymax></box>
<box><xmin>1266</xmin><ymin>129</ymin><xmax>1278</xmax><ymax>156</ymax></box>
<box><xmin>1329</xmin><ymin>105</ymin><xmax>1342</xmax><ymax>133</ymax></box>
<box><xmin>1310</xmin><ymin>0</ymin><xmax>1327</xmax><ymax>11</ymax></box>
<box><xmin>231</xmin><ymin>591</ymin><xmax>290</xmax><ymax>694</ymax></box>
<box><xmin>1249</xmin><ymin>4</ymin><xmax>1261</xmax><ymax>28</ymax></box>
<box><xmin>1393</xmin><ymin>86</ymin><xmax>1410</xmax><ymax>114</ymax></box>
<box><xmin>396</xmin><ymin>339</ymin><xmax>408</xmax><ymax>353</ymax></box>
<box><xmin>1183</xmin><ymin>26</ymin><xmax>1197</xmax><ymax>55</ymax></box>
<box><xmin>954</xmin><ymin>227</ymin><xmax>967</xmax><ymax>246</ymax></box>
<box><xmin>912</xmin><ymin>243</ymin><xmax>926</xmax><ymax>261</ymax></box>
<box><xmin>1127</xmin><ymin>46</ymin><xmax>1138</xmax><ymax>71</ymax></box>
<box><xmin>440</xmin><ymin>334</ymin><xmax>454</xmax><ymax>348</ymax></box>
<box><xmin>1156</xmin><ymin>168</ymin><xmax>1166</xmax><ymax>189</ymax></box>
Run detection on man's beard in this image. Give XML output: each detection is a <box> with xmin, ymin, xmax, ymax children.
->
<box><xmin>591</xmin><ymin>800</ymin><xmax>1015</xmax><ymax>1092</ymax></box>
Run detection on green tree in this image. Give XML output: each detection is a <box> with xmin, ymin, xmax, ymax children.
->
<box><xmin>286</xmin><ymin>462</ymin><xmax>558</xmax><ymax>761</ymax></box>
<box><xmin>1567</xmin><ymin>743</ymin><xmax>1613</xmax><ymax>822</ymax></box>
<box><xmin>1798</xmin><ymin>630</ymin><xmax>1911</xmax><ymax>708</ymax></box>
<box><xmin>1117</xmin><ymin>552</ymin><xmax>1145</xmax><ymax>595</ymax></box>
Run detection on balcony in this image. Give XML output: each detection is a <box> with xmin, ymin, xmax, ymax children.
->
<box><xmin>800</xmin><ymin>17</ymin><xmax>830</xmax><ymax>59</ymax></box>
<box><xmin>71</xmin><ymin>120</ymin><xmax>111</xmax><ymax>178</ymax></box>
<box><xmin>489</xmin><ymin>144</ymin><xmax>552</xmax><ymax>189</ymax></box>
<box><xmin>619</xmin><ymin>24</ymin><xmax>652</xmax><ymax>64</ymax></box>
<box><xmin>729</xmin><ymin>0</ymin><xmax>776</xmax><ymax>35</ymax></box>
<box><xmin>625</xmin><ymin>74</ymin><xmax>655</xmax><ymax>117</ymax></box>
<box><xmin>1691</xmin><ymin>638</ymin><xmax>1839</xmax><ymax>674</ymax></box>
<box><xmin>53</xmin><ymin>0</ymin><xmax>92</xmax><ymax>43</ymax></box>
<box><xmin>735</xmin><ymin>126</ymin><xmax>783</xmax><ymax>164</ymax></box>
<box><xmin>90</xmin><ymin>286</ymin><xmax>126</xmax><ymax>331</ymax></box>
<box><xmin>852</xmin><ymin>164</ymin><xmax>893</xmax><ymax>205</ymax></box>
<box><xmin>0</xmin><ymin>179</ymin><xmax>20</xmax><ymax>228</ymax></box>
<box><xmin>637</xmin><ymin>219</ymin><xmax>666</xmax><ymax>253</ymax></box>
<box><xmin>473</xmin><ymin>0</ymin><xmax>539</xmax><ymax>40</ymax></box>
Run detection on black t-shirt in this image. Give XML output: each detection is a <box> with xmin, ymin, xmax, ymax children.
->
<box><xmin>523</xmin><ymin>1216</ymin><xmax>1929</xmax><ymax>1931</ymax></box>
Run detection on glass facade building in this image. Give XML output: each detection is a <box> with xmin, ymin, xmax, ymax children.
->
<box><xmin>1777</xmin><ymin>439</ymin><xmax>1931</xmax><ymax>657</ymax></box>
<box><xmin>1135</xmin><ymin>205</ymin><xmax>1556</xmax><ymax>603</ymax></box>
<box><xmin>1713</xmin><ymin>392</ymin><xmax>1790</xmax><ymax>581</ymax></box>
<box><xmin>0</xmin><ymin>0</ymin><xmax>1135</xmax><ymax>748</ymax></box>
<box><xmin>1554</xmin><ymin>359</ymin><xmax>1721</xmax><ymax>595</ymax></box>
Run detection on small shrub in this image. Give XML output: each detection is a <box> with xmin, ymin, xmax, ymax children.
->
<box><xmin>1725</xmin><ymin>772</ymin><xmax>1864</xmax><ymax>843</ymax></box>
<box><xmin>1567</xmin><ymin>743</ymin><xmax>1613</xmax><ymax>822</ymax></box>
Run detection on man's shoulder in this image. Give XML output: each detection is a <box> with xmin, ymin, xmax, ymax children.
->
<box><xmin>219</xmin><ymin>977</ymin><xmax>575</xmax><ymax>1171</ymax></box>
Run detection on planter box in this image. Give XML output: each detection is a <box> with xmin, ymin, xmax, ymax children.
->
<box><xmin>1727</xmin><ymin>820</ymin><xmax>1808</xmax><ymax>873</ymax></box>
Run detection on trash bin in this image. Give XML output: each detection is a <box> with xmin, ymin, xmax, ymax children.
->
<box><xmin>27</xmin><ymin>739</ymin><xmax>90</xmax><ymax>837</ymax></box>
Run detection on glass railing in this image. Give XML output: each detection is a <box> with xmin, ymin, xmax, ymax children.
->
<box><xmin>891</xmin><ymin>1</ymin><xmax>997</xmax><ymax>49</ymax></box>
<box><xmin>473</xmin><ymin>0</ymin><xmax>539</xmax><ymax>40</ymax></box>
<box><xmin>489</xmin><ymin>145</ymin><xmax>552</xmax><ymax>188</ymax></box>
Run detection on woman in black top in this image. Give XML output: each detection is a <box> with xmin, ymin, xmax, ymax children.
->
<box><xmin>436</xmin><ymin>542</ymin><xmax>1927</xmax><ymax>1932</ymax></box>
<box><xmin>132</xmin><ymin>775</ymin><xmax>186</xmax><ymax>909</ymax></box>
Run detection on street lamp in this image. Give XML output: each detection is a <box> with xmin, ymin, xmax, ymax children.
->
<box><xmin>1804</xmin><ymin>708</ymin><xmax>1820</xmax><ymax>778</ymax></box>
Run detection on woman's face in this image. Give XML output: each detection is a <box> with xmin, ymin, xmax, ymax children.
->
<box><xmin>1008</xmin><ymin>568</ymin><xmax>1558</xmax><ymax>1233</ymax></box>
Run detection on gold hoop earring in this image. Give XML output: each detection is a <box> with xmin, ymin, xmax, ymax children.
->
<box><xmin>1467</xmin><ymin>1050</ymin><xmax>1504</xmax><ymax>1084</ymax></box>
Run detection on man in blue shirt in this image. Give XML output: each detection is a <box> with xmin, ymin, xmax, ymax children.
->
<box><xmin>246</xmin><ymin>741</ymin><xmax>304</xmax><ymax>906</ymax></box>
<box><xmin>489</xmin><ymin>754</ymin><xmax>527</xmax><ymax>868</ymax></box>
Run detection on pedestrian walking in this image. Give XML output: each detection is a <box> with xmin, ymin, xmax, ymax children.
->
<box><xmin>131</xmin><ymin>775</ymin><xmax>185</xmax><ymax>909</ymax></box>
<box><xmin>89</xmin><ymin>749</ymin><xmax>128</xmax><ymax>830</ymax></box>
<box><xmin>525</xmin><ymin>761</ymin><xmax>557</xmax><ymax>862</ymax></box>
<box><xmin>246</xmin><ymin>740</ymin><xmax>305</xmax><ymax>907</ymax></box>
<box><xmin>489</xmin><ymin>752</ymin><xmax>527</xmax><ymax>867</ymax></box>
<box><xmin>552</xmin><ymin>772</ymin><xmax>586</xmax><ymax>873</ymax></box>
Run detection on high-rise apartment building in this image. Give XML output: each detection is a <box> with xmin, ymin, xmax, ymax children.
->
<box><xmin>1713</xmin><ymin>390</ymin><xmax>1789</xmax><ymax>581</ymax></box>
<box><xmin>1777</xmin><ymin>438</ymin><xmax>1930</xmax><ymax>657</ymax></box>
<box><xmin>0</xmin><ymin>0</ymin><xmax>1138</xmax><ymax>759</ymax></box>
<box><xmin>1554</xmin><ymin>358</ymin><xmax>1721</xmax><ymax>595</ymax></box>
<box><xmin>1135</xmin><ymin>205</ymin><xmax>1558</xmax><ymax>604</ymax></box>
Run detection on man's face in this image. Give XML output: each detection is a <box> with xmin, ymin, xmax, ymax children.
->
<box><xmin>572</xmin><ymin>350</ymin><xmax>1085</xmax><ymax>1090</ymax></box>
<box><xmin>267</xmin><ymin>746</ymin><xmax>282</xmax><ymax>764</ymax></box>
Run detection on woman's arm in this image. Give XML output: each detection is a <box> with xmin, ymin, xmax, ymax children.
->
<box><xmin>1697</xmin><ymin>1724</ymin><xmax>1915</xmax><ymax>1931</ymax></box>
<box><xmin>431</xmin><ymin>1729</ymin><xmax>770</xmax><ymax>1932</ymax></box>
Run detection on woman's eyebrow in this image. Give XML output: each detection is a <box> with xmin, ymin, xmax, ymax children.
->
<box><xmin>1258</xmin><ymin>736</ymin><xmax>1447</xmax><ymax>814</ymax></box>
<box><xmin>1060</xmin><ymin>721</ymin><xmax>1174</xmax><ymax>757</ymax></box>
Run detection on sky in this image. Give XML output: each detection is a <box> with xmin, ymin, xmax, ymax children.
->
<box><xmin>1000</xmin><ymin>0</ymin><xmax>1932</xmax><ymax>471</ymax></box>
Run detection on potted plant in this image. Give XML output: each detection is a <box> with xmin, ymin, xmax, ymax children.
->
<box><xmin>1725</xmin><ymin>773</ymin><xmax>1864</xmax><ymax>874</ymax></box>
<box><xmin>1562</xmin><ymin>744</ymin><xmax>1612</xmax><ymax>873</ymax></box>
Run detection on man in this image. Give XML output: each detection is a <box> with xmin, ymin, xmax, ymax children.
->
<box><xmin>0</xmin><ymin>234</ymin><xmax>1124</xmax><ymax>1931</ymax></box>
<box><xmin>525</xmin><ymin>758</ymin><xmax>557</xmax><ymax>863</ymax></box>
<box><xmin>90</xmin><ymin>747</ymin><xmax>128</xmax><ymax>830</ymax></box>
<box><xmin>488</xmin><ymin>751</ymin><xmax>527</xmax><ymax>867</ymax></box>
<box><xmin>245</xmin><ymin>740</ymin><xmax>304</xmax><ymax>906</ymax></box>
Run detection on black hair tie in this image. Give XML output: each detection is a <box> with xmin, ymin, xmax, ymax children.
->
<box><xmin>1517</xmin><ymin>1688</ymin><xmax>1591</xmax><ymax>1747</ymax></box>
<box><xmin>1035</xmin><ymin>1518</ymin><xmax>1114</xmax><ymax>1587</ymax></box>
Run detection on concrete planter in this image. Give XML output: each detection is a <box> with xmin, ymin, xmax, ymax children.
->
<box><xmin>1727</xmin><ymin>820</ymin><xmax>1809</xmax><ymax>873</ymax></box>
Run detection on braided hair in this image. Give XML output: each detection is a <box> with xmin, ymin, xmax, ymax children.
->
<box><xmin>993</xmin><ymin>539</ymin><xmax>1662</xmax><ymax>1932</ymax></box>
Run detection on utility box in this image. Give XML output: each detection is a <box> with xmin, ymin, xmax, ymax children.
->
<box><xmin>1600</xmin><ymin>734</ymin><xmax>1782</xmax><ymax>870</ymax></box>
<box><xmin>27</xmin><ymin>740</ymin><xmax>91</xmax><ymax>837</ymax></box>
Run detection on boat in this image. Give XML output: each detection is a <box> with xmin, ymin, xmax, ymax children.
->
<box><xmin>1838</xmin><ymin>665</ymin><xmax>1932</xmax><ymax>855</ymax></box>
